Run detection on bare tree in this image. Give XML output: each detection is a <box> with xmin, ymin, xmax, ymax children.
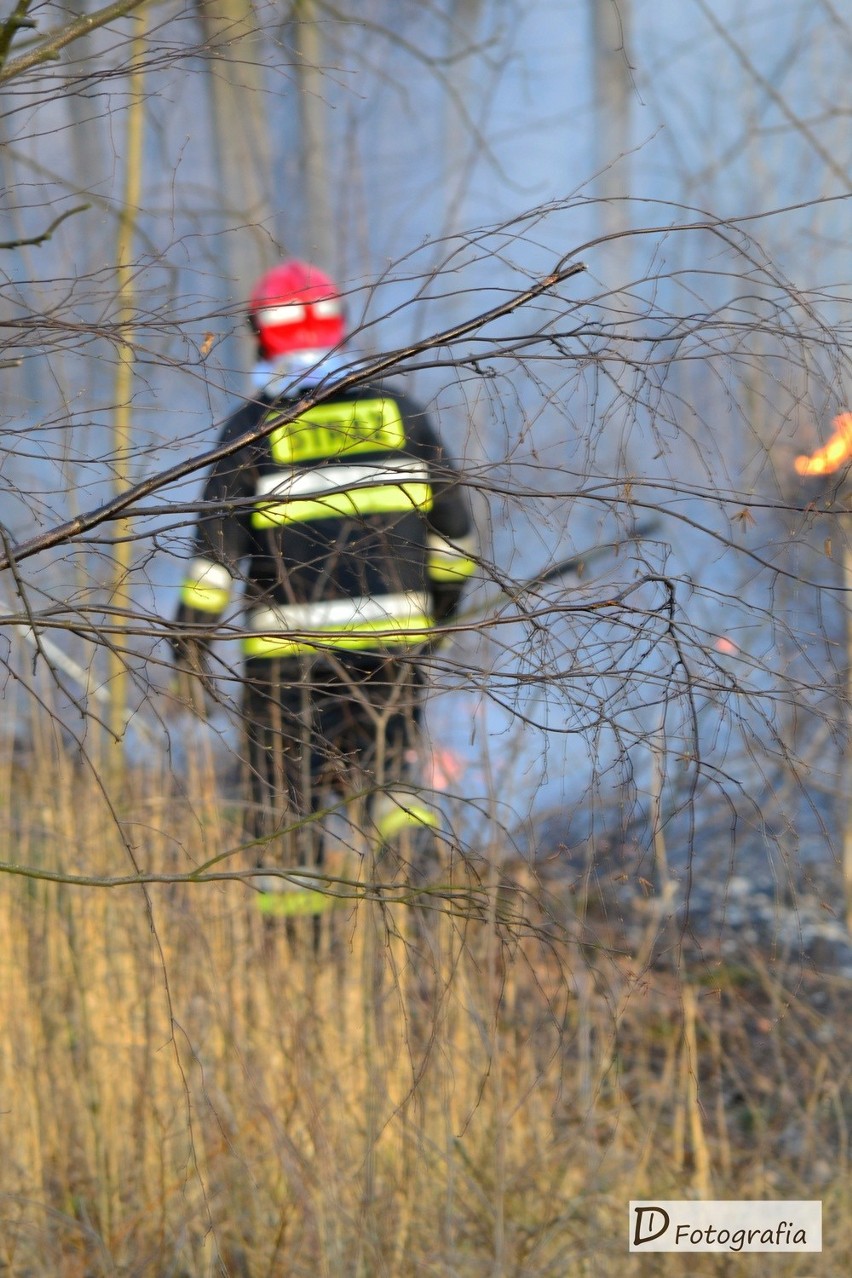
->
<box><xmin>1</xmin><ymin>2</ymin><xmax>851</xmax><ymax>1272</ymax></box>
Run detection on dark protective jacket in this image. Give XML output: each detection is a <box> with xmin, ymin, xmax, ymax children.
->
<box><xmin>174</xmin><ymin>375</ymin><xmax>478</xmax><ymax>661</ymax></box>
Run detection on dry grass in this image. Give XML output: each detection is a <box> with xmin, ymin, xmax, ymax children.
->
<box><xmin>0</xmin><ymin>728</ymin><xmax>849</xmax><ymax>1276</ymax></box>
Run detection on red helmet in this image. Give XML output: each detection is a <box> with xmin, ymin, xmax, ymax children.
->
<box><xmin>248</xmin><ymin>261</ymin><xmax>345</xmax><ymax>359</ymax></box>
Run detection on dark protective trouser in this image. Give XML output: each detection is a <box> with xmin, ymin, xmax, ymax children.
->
<box><xmin>241</xmin><ymin>652</ymin><xmax>435</xmax><ymax>866</ymax></box>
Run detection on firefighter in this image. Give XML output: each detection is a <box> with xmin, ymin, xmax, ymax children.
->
<box><xmin>171</xmin><ymin>260</ymin><xmax>478</xmax><ymax>891</ymax></box>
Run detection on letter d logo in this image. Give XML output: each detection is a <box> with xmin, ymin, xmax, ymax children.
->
<box><xmin>632</xmin><ymin>1206</ymin><xmax>670</xmax><ymax>1247</ymax></box>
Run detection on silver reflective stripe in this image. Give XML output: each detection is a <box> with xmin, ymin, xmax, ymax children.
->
<box><xmin>180</xmin><ymin>557</ymin><xmax>234</xmax><ymax>612</ymax></box>
<box><xmin>256</xmin><ymin>302</ymin><xmax>306</xmax><ymax>326</ymax></box>
<box><xmin>373</xmin><ymin>788</ymin><xmax>440</xmax><ymax>841</ymax></box>
<box><xmin>186</xmin><ymin>558</ymin><xmax>233</xmax><ymax>592</ymax></box>
<box><xmin>255</xmin><ymin>460</ymin><xmax>430</xmax><ymax>502</ymax></box>
<box><xmin>313</xmin><ymin>297</ymin><xmax>342</xmax><ymax>318</ymax></box>
<box><xmin>427</xmin><ymin>531</ymin><xmax>479</xmax><ymax>581</ymax></box>
<box><xmin>249</xmin><ymin>591</ymin><xmax>432</xmax><ymax>634</ymax></box>
<box><xmin>427</xmin><ymin>531</ymin><xmax>478</xmax><ymax>560</ymax></box>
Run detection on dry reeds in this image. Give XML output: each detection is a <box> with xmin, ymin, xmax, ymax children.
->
<box><xmin>0</xmin><ymin>727</ymin><xmax>848</xmax><ymax>1276</ymax></box>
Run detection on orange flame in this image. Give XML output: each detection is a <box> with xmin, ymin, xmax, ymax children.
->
<box><xmin>795</xmin><ymin>412</ymin><xmax>852</xmax><ymax>476</ymax></box>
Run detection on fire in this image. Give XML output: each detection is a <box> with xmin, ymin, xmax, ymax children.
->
<box><xmin>795</xmin><ymin>412</ymin><xmax>852</xmax><ymax>476</ymax></box>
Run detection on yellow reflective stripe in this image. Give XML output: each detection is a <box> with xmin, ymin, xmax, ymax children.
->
<box><xmin>243</xmin><ymin>616</ymin><xmax>433</xmax><ymax>659</ymax></box>
<box><xmin>257</xmin><ymin>889</ymin><xmax>344</xmax><ymax>917</ymax></box>
<box><xmin>375</xmin><ymin>803</ymin><xmax>439</xmax><ymax>841</ymax></box>
<box><xmin>252</xmin><ymin>482</ymin><xmax>432</xmax><ymax>527</ymax></box>
<box><xmin>180</xmin><ymin>581</ymin><xmax>231</xmax><ymax>612</ymax></box>
<box><xmin>426</xmin><ymin>531</ymin><xmax>478</xmax><ymax>582</ymax></box>
<box><xmin>250</xmin><ymin>591</ymin><xmax>429</xmax><ymax>633</ymax></box>
<box><xmin>372</xmin><ymin>785</ymin><xmax>440</xmax><ymax>841</ymax></box>
<box><xmin>267</xmin><ymin>398</ymin><xmax>406</xmax><ymax>465</ymax></box>
<box><xmin>428</xmin><ymin>553</ymin><xmax>478</xmax><ymax>583</ymax></box>
<box><xmin>180</xmin><ymin>558</ymin><xmax>233</xmax><ymax>613</ymax></box>
<box><xmin>256</xmin><ymin>459</ymin><xmax>428</xmax><ymax>500</ymax></box>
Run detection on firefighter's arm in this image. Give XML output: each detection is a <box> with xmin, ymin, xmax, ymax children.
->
<box><xmin>170</xmin><ymin>563</ymin><xmax>235</xmax><ymax>715</ymax></box>
<box><xmin>425</xmin><ymin>469</ymin><xmax>478</xmax><ymax>621</ymax></box>
<box><xmin>402</xmin><ymin>394</ymin><xmax>479</xmax><ymax>621</ymax></box>
<box><xmin>170</xmin><ymin>601</ymin><xmax>218</xmax><ymax>716</ymax></box>
<box><xmin>427</xmin><ymin>527</ymin><xmax>479</xmax><ymax>621</ymax></box>
<box><xmin>170</xmin><ymin>440</ymin><xmax>253</xmax><ymax>711</ymax></box>
<box><xmin>416</xmin><ymin>419</ymin><xmax>479</xmax><ymax>621</ymax></box>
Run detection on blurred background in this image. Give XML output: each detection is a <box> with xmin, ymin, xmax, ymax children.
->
<box><xmin>1</xmin><ymin>4</ymin><xmax>852</xmax><ymax>1273</ymax></box>
<box><xmin>3</xmin><ymin>0</ymin><xmax>850</xmax><ymax>896</ymax></box>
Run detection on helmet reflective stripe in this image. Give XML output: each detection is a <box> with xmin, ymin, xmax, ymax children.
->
<box><xmin>256</xmin><ymin>303</ymin><xmax>307</xmax><ymax>327</ymax></box>
<box><xmin>313</xmin><ymin>297</ymin><xmax>342</xmax><ymax>318</ymax></box>
<box><xmin>180</xmin><ymin>558</ymin><xmax>233</xmax><ymax>613</ymax></box>
<box><xmin>252</xmin><ymin>461</ymin><xmax>433</xmax><ymax>526</ymax></box>
<box><xmin>427</xmin><ymin>531</ymin><xmax>478</xmax><ymax>582</ymax></box>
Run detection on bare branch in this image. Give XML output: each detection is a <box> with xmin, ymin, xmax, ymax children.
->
<box><xmin>0</xmin><ymin>0</ymin><xmax>150</xmax><ymax>84</ymax></box>
<box><xmin>0</xmin><ymin>202</ymin><xmax>89</xmax><ymax>250</ymax></box>
<box><xmin>0</xmin><ymin>0</ymin><xmax>36</xmax><ymax>66</ymax></box>
<box><xmin>0</xmin><ymin>259</ymin><xmax>586</xmax><ymax>571</ymax></box>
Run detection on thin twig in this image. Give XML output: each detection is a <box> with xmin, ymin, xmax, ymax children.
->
<box><xmin>0</xmin><ymin>203</ymin><xmax>89</xmax><ymax>250</ymax></box>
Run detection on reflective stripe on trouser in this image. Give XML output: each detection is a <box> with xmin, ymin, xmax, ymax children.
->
<box><xmin>372</xmin><ymin>786</ymin><xmax>440</xmax><ymax>844</ymax></box>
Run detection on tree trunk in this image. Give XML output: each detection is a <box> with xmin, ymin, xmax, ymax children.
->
<box><xmin>589</xmin><ymin>0</ymin><xmax>632</xmax><ymax>283</ymax></box>
<box><xmin>843</xmin><ymin>536</ymin><xmax>852</xmax><ymax>930</ymax></box>
<box><xmin>196</xmin><ymin>0</ymin><xmax>276</xmax><ymax>370</ymax></box>
<box><xmin>293</xmin><ymin>0</ymin><xmax>334</xmax><ymax>272</ymax></box>
<box><xmin>108</xmin><ymin>12</ymin><xmax>147</xmax><ymax>758</ymax></box>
